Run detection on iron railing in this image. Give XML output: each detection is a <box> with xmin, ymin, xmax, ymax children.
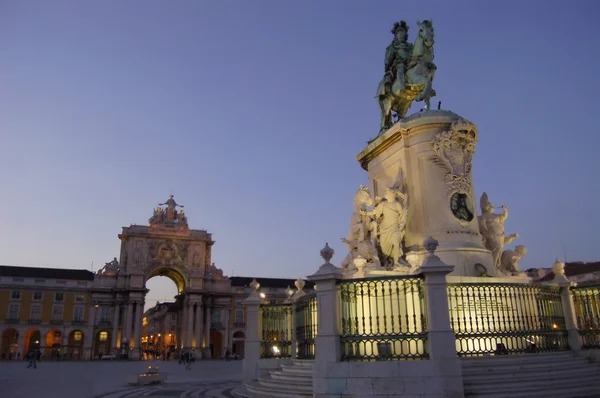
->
<box><xmin>338</xmin><ymin>276</ymin><xmax>428</xmax><ymax>361</ymax></box>
<box><xmin>448</xmin><ymin>283</ymin><xmax>568</xmax><ymax>356</ymax></box>
<box><xmin>260</xmin><ymin>304</ymin><xmax>292</xmax><ymax>359</ymax></box>
<box><xmin>295</xmin><ymin>293</ymin><xmax>317</xmax><ymax>359</ymax></box>
<box><xmin>571</xmin><ymin>284</ymin><xmax>600</xmax><ymax>349</ymax></box>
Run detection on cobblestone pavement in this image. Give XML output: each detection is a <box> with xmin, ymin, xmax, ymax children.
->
<box><xmin>0</xmin><ymin>359</ymin><xmax>242</xmax><ymax>398</ymax></box>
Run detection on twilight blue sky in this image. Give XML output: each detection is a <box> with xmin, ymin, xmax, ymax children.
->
<box><xmin>1</xmin><ymin>1</ymin><xmax>599</xmax><ymax>302</ymax></box>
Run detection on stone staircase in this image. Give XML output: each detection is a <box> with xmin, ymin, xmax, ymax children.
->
<box><xmin>235</xmin><ymin>360</ymin><xmax>313</xmax><ymax>397</ymax></box>
<box><xmin>462</xmin><ymin>351</ymin><xmax>600</xmax><ymax>397</ymax></box>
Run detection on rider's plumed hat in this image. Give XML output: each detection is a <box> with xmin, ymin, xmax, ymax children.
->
<box><xmin>392</xmin><ymin>21</ymin><xmax>409</xmax><ymax>35</ymax></box>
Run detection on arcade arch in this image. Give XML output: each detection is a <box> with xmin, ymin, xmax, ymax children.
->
<box><xmin>1</xmin><ymin>328</ymin><xmax>18</xmax><ymax>358</ymax></box>
<box><xmin>232</xmin><ymin>331</ymin><xmax>245</xmax><ymax>359</ymax></box>
<box><xmin>67</xmin><ymin>330</ymin><xmax>84</xmax><ymax>359</ymax></box>
<box><xmin>23</xmin><ymin>329</ymin><xmax>40</xmax><ymax>354</ymax></box>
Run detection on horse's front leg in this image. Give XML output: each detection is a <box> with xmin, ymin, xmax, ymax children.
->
<box><xmin>416</xmin><ymin>77</ymin><xmax>432</xmax><ymax>106</ymax></box>
<box><xmin>378</xmin><ymin>96</ymin><xmax>393</xmax><ymax>133</ymax></box>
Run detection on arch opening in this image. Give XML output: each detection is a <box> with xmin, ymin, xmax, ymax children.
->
<box><xmin>1</xmin><ymin>328</ymin><xmax>18</xmax><ymax>358</ymax></box>
<box><xmin>143</xmin><ymin>274</ymin><xmax>181</xmax><ymax>359</ymax></box>
<box><xmin>146</xmin><ymin>266</ymin><xmax>186</xmax><ymax>294</ymax></box>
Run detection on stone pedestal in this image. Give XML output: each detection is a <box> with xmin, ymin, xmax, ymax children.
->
<box><xmin>308</xmin><ymin>261</ymin><xmax>343</xmax><ymax>363</ymax></box>
<box><xmin>242</xmin><ymin>281</ymin><xmax>262</xmax><ymax>383</ymax></box>
<box><xmin>357</xmin><ymin>110</ymin><xmax>495</xmax><ymax>277</ymax></box>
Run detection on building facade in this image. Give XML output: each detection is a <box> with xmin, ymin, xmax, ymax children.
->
<box><xmin>0</xmin><ymin>266</ymin><xmax>94</xmax><ymax>360</ymax></box>
<box><xmin>0</xmin><ymin>196</ymin><xmax>311</xmax><ymax>360</ymax></box>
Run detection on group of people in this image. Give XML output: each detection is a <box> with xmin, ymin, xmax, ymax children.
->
<box><xmin>178</xmin><ymin>348</ymin><xmax>196</xmax><ymax>370</ymax></box>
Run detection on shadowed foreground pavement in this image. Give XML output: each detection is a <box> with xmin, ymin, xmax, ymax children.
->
<box><xmin>0</xmin><ymin>359</ymin><xmax>241</xmax><ymax>398</ymax></box>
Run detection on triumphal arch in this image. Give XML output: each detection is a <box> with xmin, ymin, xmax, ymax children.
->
<box><xmin>91</xmin><ymin>196</ymin><xmax>230</xmax><ymax>359</ymax></box>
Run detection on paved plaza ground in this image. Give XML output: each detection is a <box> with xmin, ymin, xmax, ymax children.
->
<box><xmin>0</xmin><ymin>359</ymin><xmax>242</xmax><ymax>398</ymax></box>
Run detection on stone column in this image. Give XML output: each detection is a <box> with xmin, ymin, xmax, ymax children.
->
<box><xmin>195</xmin><ymin>301</ymin><xmax>204</xmax><ymax>351</ymax></box>
<box><xmin>290</xmin><ymin>302</ymin><xmax>297</xmax><ymax>359</ymax></box>
<box><xmin>419</xmin><ymin>237</ymin><xmax>465</xmax><ymax>397</ymax></box>
<box><xmin>204</xmin><ymin>298</ymin><xmax>212</xmax><ymax>358</ymax></box>
<box><xmin>132</xmin><ymin>300</ymin><xmax>143</xmax><ymax>359</ymax></box>
<box><xmin>186</xmin><ymin>300</ymin><xmax>194</xmax><ymax>348</ymax></box>
<box><xmin>180</xmin><ymin>299</ymin><xmax>188</xmax><ymax>349</ymax></box>
<box><xmin>88</xmin><ymin>303</ymin><xmax>97</xmax><ymax>328</ymax></box>
<box><xmin>87</xmin><ymin>303</ymin><xmax>97</xmax><ymax>360</ymax></box>
<box><xmin>308</xmin><ymin>244</ymin><xmax>342</xmax><ymax>363</ymax></box>
<box><xmin>242</xmin><ymin>280</ymin><xmax>262</xmax><ymax>383</ymax></box>
<box><xmin>223</xmin><ymin>307</ymin><xmax>230</xmax><ymax>352</ymax></box>
<box><xmin>17</xmin><ymin>330</ymin><xmax>25</xmax><ymax>357</ymax></box>
<box><xmin>124</xmin><ymin>301</ymin><xmax>133</xmax><ymax>347</ymax></box>
<box><xmin>557</xmin><ymin>279</ymin><xmax>582</xmax><ymax>351</ymax></box>
<box><xmin>111</xmin><ymin>302</ymin><xmax>120</xmax><ymax>351</ymax></box>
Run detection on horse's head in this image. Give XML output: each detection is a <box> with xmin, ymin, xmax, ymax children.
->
<box><xmin>417</xmin><ymin>20</ymin><xmax>435</xmax><ymax>47</ymax></box>
<box><xmin>353</xmin><ymin>185</ymin><xmax>373</xmax><ymax>208</ymax></box>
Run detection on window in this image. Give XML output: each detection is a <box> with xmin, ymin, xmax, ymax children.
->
<box><xmin>52</xmin><ymin>305</ymin><xmax>63</xmax><ymax>320</ymax></box>
<box><xmin>99</xmin><ymin>331</ymin><xmax>108</xmax><ymax>341</ymax></box>
<box><xmin>73</xmin><ymin>331</ymin><xmax>82</xmax><ymax>341</ymax></box>
<box><xmin>33</xmin><ymin>292</ymin><xmax>43</xmax><ymax>300</ymax></box>
<box><xmin>100</xmin><ymin>307</ymin><xmax>110</xmax><ymax>322</ymax></box>
<box><xmin>75</xmin><ymin>294</ymin><xmax>84</xmax><ymax>302</ymax></box>
<box><xmin>171</xmin><ymin>314</ymin><xmax>176</xmax><ymax>321</ymax></box>
<box><xmin>11</xmin><ymin>291</ymin><xmax>21</xmax><ymax>300</ymax></box>
<box><xmin>170</xmin><ymin>335</ymin><xmax>175</xmax><ymax>344</ymax></box>
<box><xmin>269</xmin><ymin>299</ymin><xmax>276</xmax><ymax>305</ymax></box>
<box><xmin>55</xmin><ymin>292</ymin><xmax>64</xmax><ymax>302</ymax></box>
<box><xmin>8</xmin><ymin>304</ymin><xmax>19</xmax><ymax>319</ymax></box>
<box><xmin>235</xmin><ymin>309</ymin><xmax>244</xmax><ymax>323</ymax></box>
<box><xmin>30</xmin><ymin>304</ymin><xmax>41</xmax><ymax>320</ymax></box>
<box><xmin>211</xmin><ymin>310</ymin><xmax>221</xmax><ymax>323</ymax></box>
<box><xmin>73</xmin><ymin>306</ymin><xmax>84</xmax><ymax>321</ymax></box>
<box><xmin>53</xmin><ymin>331</ymin><xmax>62</xmax><ymax>340</ymax></box>
<box><xmin>170</xmin><ymin>324</ymin><xmax>176</xmax><ymax>331</ymax></box>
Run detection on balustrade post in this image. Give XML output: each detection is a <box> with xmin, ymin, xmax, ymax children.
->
<box><xmin>242</xmin><ymin>279</ymin><xmax>262</xmax><ymax>383</ymax></box>
<box><xmin>308</xmin><ymin>243</ymin><xmax>342</xmax><ymax>363</ymax></box>
<box><xmin>551</xmin><ymin>259</ymin><xmax>582</xmax><ymax>351</ymax></box>
<box><xmin>417</xmin><ymin>237</ymin><xmax>465</xmax><ymax>397</ymax></box>
<box><xmin>284</xmin><ymin>286</ymin><xmax>296</xmax><ymax>358</ymax></box>
<box><xmin>418</xmin><ymin>237</ymin><xmax>459</xmax><ymax>360</ymax></box>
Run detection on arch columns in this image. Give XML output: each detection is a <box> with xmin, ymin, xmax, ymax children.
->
<box><xmin>195</xmin><ymin>300</ymin><xmax>204</xmax><ymax>350</ymax></box>
<box><xmin>111</xmin><ymin>301</ymin><xmax>121</xmax><ymax>352</ymax></box>
<box><xmin>203</xmin><ymin>297</ymin><xmax>212</xmax><ymax>359</ymax></box>
<box><xmin>132</xmin><ymin>299</ymin><xmax>143</xmax><ymax>359</ymax></box>
<box><xmin>124</xmin><ymin>300</ymin><xmax>133</xmax><ymax>347</ymax></box>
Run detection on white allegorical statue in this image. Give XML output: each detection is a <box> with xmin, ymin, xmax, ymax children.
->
<box><xmin>478</xmin><ymin>192</ymin><xmax>519</xmax><ymax>269</ymax></box>
<box><xmin>369</xmin><ymin>186</ymin><xmax>408</xmax><ymax>267</ymax></box>
<box><xmin>500</xmin><ymin>245</ymin><xmax>527</xmax><ymax>275</ymax></box>
<box><xmin>340</xmin><ymin>186</ymin><xmax>380</xmax><ymax>271</ymax></box>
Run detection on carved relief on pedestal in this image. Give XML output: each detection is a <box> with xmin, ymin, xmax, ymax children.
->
<box><xmin>429</xmin><ymin>118</ymin><xmax>478</xmax><ymax>226</ymax></box>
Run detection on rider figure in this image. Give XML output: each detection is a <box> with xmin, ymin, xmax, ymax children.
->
<box><xmin>376</xmin><ymin>21</ymin><xmax>413</xmax><ymax>98</ymax></box>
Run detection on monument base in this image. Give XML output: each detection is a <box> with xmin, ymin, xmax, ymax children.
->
<box><xmin>356</xmin><ymin>110</ymin><xmax>497</xmax><ymax>277</ymax></box>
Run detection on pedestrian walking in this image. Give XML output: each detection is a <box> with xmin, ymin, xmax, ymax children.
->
<box><xmin>26</xmin><ymin>351</ymin><xmax>37</xmax><ymax>369</ymax></box>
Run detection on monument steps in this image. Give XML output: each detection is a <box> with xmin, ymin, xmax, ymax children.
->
<box><xmin>461</xmin><ymin>352</ymin><xmax>600</xmax><ymax>397</ymax></box>
<box><xmin>236</xmin><ymin>360</ymin><xmax>314</xmax><ymax>398</ymax></box>
<box><xmin>279</xmin><ymin>364</ymin><xmax>313</xmax><ymax>375</ymax></box>
<box><xmin>269</xmin><ymin>371</ymin><xmax>312</xmax><ymax>382</ymax></box>
<box><xmin>257</xmin><ymin>376</ymin><xmax>313</xmax><ymax>390</ymax></box>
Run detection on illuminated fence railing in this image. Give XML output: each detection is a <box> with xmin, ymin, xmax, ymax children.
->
<box><xmin>339</xmin><ymin>275</ymin><xmax>428</xmax><ymax>361</ymax></box>
<box><xmin>447</xmin><ymin>283</ymin><xmax>568</xmax><ymax>356</ymax></box>
<box><xmin>260</xmin><ymin>304</ymin><xmax>292</xmax><ymax>359</ymax></box>
<box><xmin>571</xmin><ymin>284</ymin><xmax>600</xmax><ymax>349</ymax></box>
<box><xmin>295</xmin><ymin>293</ymin><xmax>317</xmax><ymax>359</ymax></box>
